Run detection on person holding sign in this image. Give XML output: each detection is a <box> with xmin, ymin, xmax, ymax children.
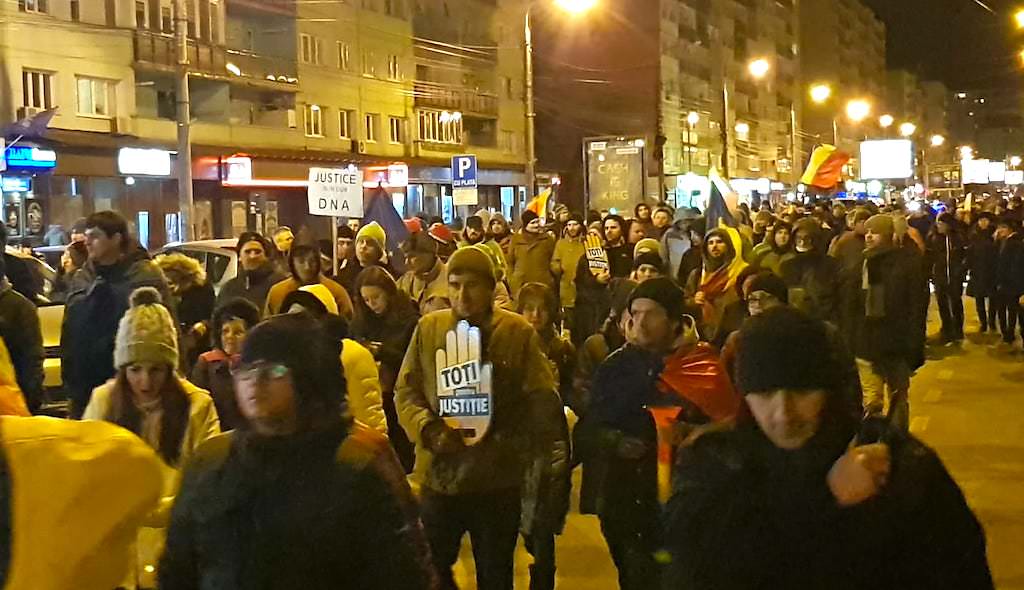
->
<box><xmin>571</xmin><ymin>215</ymin><xmax>633</xmax><ymax>346</ymax></box>
<box><xmin>395</xmin><ymin>246</ymin><xmax>559</xmax><ymax>590</ymax></box>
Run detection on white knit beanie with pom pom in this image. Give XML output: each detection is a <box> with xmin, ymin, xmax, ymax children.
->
<box><xmin>113</xmin><ymin>287</ymin><xmax>179</xmax><ymax>369</ymax></box>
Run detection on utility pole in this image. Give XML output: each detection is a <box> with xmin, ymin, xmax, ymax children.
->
<box><xmin>175</xmin><ymin>0</ymin><xmax>194</xmax><ymax>241</ymax></box>
<box><xmin>524</xmin><ymin>9</ymin><xmax>536</xmax><ymax>200</ymax></box>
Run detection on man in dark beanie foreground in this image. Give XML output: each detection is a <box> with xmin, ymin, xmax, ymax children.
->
<box><xmin>662</xmin><ymin>306</ymin><xmax>993</xmax><ymax>590</ymax></box>
<box><xmin>578</xmin><ymin>277</ymin><xmax>738</xmax><ymax>590</ymax></box>
<box><xmin>160</xmin><ymin>313</ymin><xmax>436</xmax><ymax>589</ymax></box>
<box><xmin>396</xmin><ymin>245</ymin><xmax>560</xmax><ymax>590</ymax></box>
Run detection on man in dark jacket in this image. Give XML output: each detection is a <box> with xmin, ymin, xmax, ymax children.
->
<box><xmin>215</xmin><ymin>232</ymin><xmax>285</xmax><ymax>311</ymax></box>
<box><xmin>993</xmin><ymin>216</ymin><xmax>1024</xmax><ymax>348</ymax></box>
<box><xmin>781</xmin><ymin>217</ymin><xmax>840</xmax><ymax>323</ymax></box>
<box><xmin>160</xmin><ymin>314</ymin><xmax>437</xmax><ymax>589</ymax></box>
<box><xmin>663</xmin><ymin>307</ymin><xmax>993</xmax><ymax>590</ymax></box>
<box><xmin>967</xmin><ymin>213</ymin><xmax>998</xmax><ymax>334</ymax></box>
<box><xmin>573</xmin><ymin>214</ymin><xmax>633</xmax><ymax>346</ymax></box>
<box><xmin>0</xmin><ymin>256</ymin><xmax>44</xmax><ymax>413</ymax></box>
<box><xmin>927</xmin><ymin>212</ymin><xmax>968</xmax><ymax>344</ymax></box>
<box><xmin>60</xmin><ymin>211</ymin><xmax>170</xmax><ymax>418</ymax></box>
<box><xmin>845</xmin><ymin>215</ymin><xmax>929</xmax><ymax>432</ymax></box>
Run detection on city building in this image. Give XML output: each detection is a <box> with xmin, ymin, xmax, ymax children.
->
<box><xmin>950</xmin><ymin>88</ymin><xmax>1024</xmax><ymax>162</ymax></box>
<box><xmin>0</xmin><ymin>0</ymin><xmax>529</xmax><ymax>247</ymax></box>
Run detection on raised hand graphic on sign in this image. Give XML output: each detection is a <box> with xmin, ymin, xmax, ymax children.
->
<box><xmin>435</xmin><ymin>320</ymin><xmax>493</xmax><ymax>445</ymax></box>
<box><xmin>585</xmin><ymin>234</ymin><xmax>610</xmax><ymax>277</ymax></box>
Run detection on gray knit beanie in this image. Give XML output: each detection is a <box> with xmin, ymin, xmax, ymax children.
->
<box><xmin>114</xmin><ymin>287</ymin><xmax>179</xmax><ymax>369</ymax></box>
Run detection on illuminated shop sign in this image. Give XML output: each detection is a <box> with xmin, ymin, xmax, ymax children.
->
<box><xmin>5</xmin><ymin>146</ymin><xmax>56</xmax><ymax>169</ymax></box>
<box><xmin>118</xmin><ymin>148</ymin><xmax>173</xmax><ymax>176</ymax></box>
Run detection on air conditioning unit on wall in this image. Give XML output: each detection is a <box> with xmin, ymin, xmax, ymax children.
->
<box><xmin>354</xmin><ymin>140</ymin><xmax>367</xmax><ymax>154</ymax></box>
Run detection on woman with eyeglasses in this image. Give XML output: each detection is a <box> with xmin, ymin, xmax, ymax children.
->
<box><xmin>83</xmin><ymin>287</ymin><xmax>221</xmax><ymax>590</ymax></box>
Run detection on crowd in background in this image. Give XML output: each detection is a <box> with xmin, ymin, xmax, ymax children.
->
<box><xmin>0</xmin><ymin>190</ymin><xmax>1013</xmax><ymax>588</ymax></box>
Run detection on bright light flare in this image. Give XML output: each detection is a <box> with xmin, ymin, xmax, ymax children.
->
<box><xmin>930</xmin><ymin>134</ymin><xmax>946</xmax><ymax>147</ymax></box>
<box><xmin>735</xmin><ymin>121</ymin><xmax>751</xmax><ymax>135</ymax></box>
<box><xmin>554</xmin><ymin>0</ymin><xmax>597</xmax><ymax>14</ymax></box>
<box><xmin>846</xmin><ymin>99</ymin><xmax>871</xmax><ymax>123</ymax></box>
<box><xmin>809</xmin><ymin>84</ymin><xmax>832</xmax><ymax>104</ymax></box>
<box><xmin>899</xmin><ymin>122</ymin><xmax>917</xmax><ymax>137</ymax></box>
<box><xmin>687</xmin><ymin>111</ymin><xmax>700</xmax><ymax>126</ymax></box>
<box><xmin>879</xmin><ymin>114</ymin><xmax>894</xmax><ymax>128</ymax></box>
<box><xmin>748</xmin><ymin>58</ymin><xmax>771</xmax><ymax>79</ymax></box>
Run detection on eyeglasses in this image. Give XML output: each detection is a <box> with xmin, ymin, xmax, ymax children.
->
<box><xmin>231</xmin><ymin>361</ymin><xmax>290</xmax><ymax>383</ymax></box>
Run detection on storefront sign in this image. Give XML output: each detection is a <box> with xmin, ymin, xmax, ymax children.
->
<box><xmin>308</xmin><ymin>167</ymin><xmax>364</xmax><ymax>217</ymax></box>
<box><xmin>363</xmin><ymin>163</ymin><xmax>409</xmax><ymax>189</ymax></box>
<box><xmin>452</xmin><ymin>155</ymin><xmax>479</xmax><ymax>206</ymax></box>
<box><xmin>118</xmin><ymin>148</ymin><xmax>172</xmax><ymax>176</ymax></box>
<box><xmin>0</xmin><ymin>176</ymin><xmax>31</xmax><ymax>192</ymax></box>
<box><xmin>5</xmin><ymin>146</ymin><xmax>56</xmax><ymax>169</ymax></box>
<box><xmin>586</xmin><ymin>137</ymin><xmax>644</xmax><ymax>212</ymax></box>
<box><xmin>224</xmin><ymin>156</ymin><xmax>253</xmax><ymax>183</ymax></box>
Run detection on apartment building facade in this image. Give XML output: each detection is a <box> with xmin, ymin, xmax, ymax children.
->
<box><xmin>0</xmin><ymin>0</ymin><xmax>528</xmax><ymax>247</ymax></box>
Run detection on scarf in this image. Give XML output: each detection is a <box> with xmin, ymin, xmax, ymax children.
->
<box><xmin>862</xmin><ymin>244</ymin><xmax>894</xmax><ymax>319</ymax></box>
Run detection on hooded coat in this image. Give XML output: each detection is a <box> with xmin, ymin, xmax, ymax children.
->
<box><xmin>507</xmin><ymin>230</ymin><xmax>556</xmax><ymax>296</ymax></box>
<box><xmin>966</xmin><ymin>225</ymin><xmax>998</xmax><ymax>297</ymax></box>
<box><xmin>551</xmin><ymin>235</ymin><xmax>586</xmax><ymax>308</ymax></box>
<box><xmin>685</xmin><ymin>228</ymin><xmax>749</xmax><ymax>339</ymax></box>
<box><xmin>61</xmin><ymin>247</ymin><xmax>171</xmax><ymax>414</ymax></box>
<box><xmin>780</xmin><ymin>219</ymin><xmax>841</xmax><ymax>322</ymax></box>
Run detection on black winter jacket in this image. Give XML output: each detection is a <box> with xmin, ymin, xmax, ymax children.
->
<box><xmin>60</xmin><ymin>248</ymin><xmax>170</xmax><ymax>412</ymax></box>
<box><xmin>572</xmin><ymin>243</ymin><xmax>632</xmax><ymax>343</ymax></box>
<box><xmin>967</xmin><ymin>228</ymin><xmax>998</xmax><ymax>297</ymax></box>
<box><xmin>780</xmin><ymin>252</ymin><xmax>840</xmax><ymax>323</ymax></box>
<box><xmin>926</xmin><ymin>232</ymin><xmax>968</xmax><ymax>288</ymax></box>
<box><xmin>215</xmin><ymin>263</ymin><xmax>285</xmax><ymax>311</ymax></box>
<box><xmin>995</xmin><ymin>233</ymin><xmax>1024</xmax><ymax>296</ymax></box>
<box><xmin>663</xmin><ymin>420</ymin><xmax>993</xmax><ymax>590</ymax></box>
<box><xmin>159</xmin><ymin>421</ymin><xmax>437</xmax><ymax>590</ymax></box>
<box><xmin>0</xmin><ymin>283</ymin><xmax>43</xmax><ymax>412</ymax></box>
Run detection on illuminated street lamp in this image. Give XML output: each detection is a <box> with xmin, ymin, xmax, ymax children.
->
<box><xmin>809</xmin><ymin>84</ymin><xmax>832</xmax><ymax>104</ymax></box>
<box><xmin>960</xmin><ymin>146</ymin><xmax>974</xmax><ymax>160</ymax></box>
<box><xmin>930</xmin><ymin>134</ymin><xmax>945</xmax><ymax>147</ymax></box>
<box><xmin>687</xmin><ymin>111</ymin><xmax>700</xmax><ymax>126</ymax></box>
<box><xmin>879</xmin><ymin>114</ymin><xmax>894</xmax><ymax>129</ymax></box>
<box><xmin>1011</xmin><ymin>155</ymin><xmax>1022</xmax><ymax>168</ymax></box>
<box><xmin>899</xmin><ymin>122</ymin><xmax>917</xmax><ymax>137</ymax></box>
<box><xmin>846</xmin><ymin>99</ymin><xmax>871</xmax><ymax>123</ymax></box>
<box><xmin>554</xmin><ymin>0</ymin><xmax>597</xmax><ymax>13</ymax></box>
<box><xmin>735</xmin><ymin>121</ymin><xmax>751</xmax><ymax>135</ymax></box>
<box><xmin>748</xmin><ymin>58</ymin><xmax>771</xmax><ymax>79</ymax></box>
<box><xmin>1016</xmin><ymin>9</ymin><xmax>1024</xmax><ymax>28</ymax></box>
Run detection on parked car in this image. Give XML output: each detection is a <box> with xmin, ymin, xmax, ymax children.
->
<box><xmin>5</xmin><ymin>246</ymin><xmax>57</xmax><ymax>302</ymax></box>
<box><xmin>156</xmin><ymin>239</ymin><xmax>239</xmax><ymax>295</ymax></box>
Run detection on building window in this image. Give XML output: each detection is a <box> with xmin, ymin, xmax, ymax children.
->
<box><xmin>362</xmin><ymin>51</ymin><xmax>376</xmax><ymax>77</ymax></box>
<box><xmin>339</xmin><ymin>109</ymin><xmax>353</xmax><ymax>139</ymax></box>
<box><xmin>19</xmin><ymin>0</ymin><xmax>48</xmax><ymax>14</ymax></box>
<box><xmin>160</xmin><ymin>6</ymin><xmax>172</xmax><ymax>32</ymax></box>
<box><xmin>135</xmin><ymin>0</ymin><xmax>148</xmax><ymax>28</ymax></box>
<box><xmin>387</xmin><ymin>55</ymin><xmax>400</xmax><ymax>80</ymax></box>
<box><xmin>337</xmin><ymin>42</ymin><xmax>351</xmax><ymax>70</ymax></box>
<box><xmin>22</xmin><ymin>70</ymin><xmax>54</xmax><ymax>110</ymax></box>
<box><xmin>300</xmin><ymin>34</ymin><xmax>322</xmax><ymax>65</ymax></box>
<box><xmin>417</xmin><ymin>109</ymin><xmax>463</xmax><ymax>145</ymax></box>
<box><xmin>364</xmin><ymin>113</ymin><xmax>380</xmax><ymax>142</ymax></box>
<box><xmin>389</xmin><ymin>116</ymin><xmax>404</xmax><ymax>143</ymax></box>
<box><xmin>76</xmin><ymin>77</ymin><xmax>112</xmax><ymax>117</ymax></box>
<box><xmin>70</xmin><ymin>0</ymin><xmax>80</xmax><ymax>21</ymax></box>
<box><xmin>304</xmin><ymin>104</ymin><xmax>324</xmax><ymax>137</ymax></box>
<box><xmin>207</xmin><ymin>0</ymin><xmax>220</xmax><ymax>43</ymax></box>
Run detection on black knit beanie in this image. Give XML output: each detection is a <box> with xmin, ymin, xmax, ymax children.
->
<box><xmin>241</xmin><ymin>314</ymin><xmax>346</xmax><ymax>417</ymax></box>
<box><xmin>627</xmin><ymin>277</ymin><xmax>685</xmax><ymax>320</ymax></box>
<box><xmin>735</xmin><ymin>306</ymin><xmax>839</xmax><ymax>394</ymax></box>
<box><xmin>521</xmin><ymin>210</ymin><xmax>540</xmax><ymax>227</ymax></box>
<box><xmin>747</xmin><ymin>272</ymin><xmax>789</xmax><ymax>304</ymax></box>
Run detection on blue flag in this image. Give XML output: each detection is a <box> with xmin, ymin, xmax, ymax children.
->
<box><xmin>705</xmin><ymin>167</ymin><xmax>736</xmax><ymax>229</ymax></box>
<box><xmin>362</xmin><ymin>186</ymin><xmax>410</xmax><ymax>274</ymax></box>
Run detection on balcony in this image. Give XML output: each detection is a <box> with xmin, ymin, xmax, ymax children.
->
<box><xmin>413</xmin><ymin>82</ymin><xmax>499</xmax><ymax>117</ymax></box>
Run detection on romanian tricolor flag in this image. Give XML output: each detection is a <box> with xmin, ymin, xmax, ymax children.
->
<box><xmin>525</xmin><ymin>188</ymin><xmax>552</xmax><ymax>219</ymax></box>
<box><xmin>800</xmin><ymin>144</ymin><xmax>851</xmax><ymax>189</ymax></box>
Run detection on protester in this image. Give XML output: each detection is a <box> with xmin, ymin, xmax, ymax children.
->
<box><xmin>661</xmin><ymin>208</ymin><xmax>700</xmax><ymax>280</ymax></box>
<box><xmin>573</xmin><ymin>214</ymin><xmax>633</xmax><ymax>345</ymax></box>
<box><xmin>190</xmin><ymin>298</ymin><xmax>261</xmax><ymax>431</ymax></box>
<box><xmin>751</xmin><ymin>210</ymin><xmax>773</xmax><ymax>247</ymax></box>
<box><xmin>62</xmin><ymin>211</ymin><xmax>171</xmax><ymax>418</ymax></box>
<box><xmin>751</xmin><ymin>219</ymin><xmax>793</xmax><ymax>274</ymax></box>
<box><xmin>0</xmin><ymin>416</ymin><xmax>164</xmax><ymax>590</ymax></box>
<box><xmin>271</xmin><ymin>225</ymin><xmax>295</xmax><ymax>274</ymax></box>
<box><xmin>650</xmin><ymin>205</ymin><xmax>673</xmax><ymax>239</ymax></box>
<box><xmin>551</xmin><ymin>212</ymin><xmax>586</xmax><ymax>335</ymax></box>
<box><xmin>155</xmin><ymin>252</ymin><xmax>217</xmax><ymax>370</ymax></box>
<box><xmin>927</xmin><ymin>212</ymin><xmax>968</xmax><ymax>344</ymax></box>
<box><xmin>663</xmin><ymin>306</ymin><xmax>993</xmax><ymax>589</ymax></box>
<box><xmin>675</xmin><ymin>216</ymin><xmax>706</xmax><ymax>288</ymax></box>
<box><xmin>572</xmin><ymin>278</ymin><xmax>636</xmax><ymax>418</ymax></box>
<box><xmin>53</xmin><ymin>239</ymin><xmax>88</xmax><ymax>301</ymax></box>
<box><xmin>489</xmin><ymin>213</ymin><xmax>513</xmax><ymax>258</ymax></box>
<box><xmin>625</xmin><ymin>218</ymin><xmax>647</xmax><ymax>245</ymax></box>
<box><xmin>780</xmin><ymin>217</ymin><xmax>840</xmax><ymax>322</ymax></box>
<box><xmin>83</xmin><ymin>287</ymin><xmax>221</xmax><ymax>589</ymax></box>
<box><xmin>395</xmin><ymin>246</ymin><xmax>559</xmax><ymax>590</ymax></box>
<box><xmin>516</xmin><ymin>283</ymin><xmax>573</xmax><ymax>590</ymax></box>
<box><xmin>684</xmin><ymin>227</ymin><xmax>749</xmax><ymax>341</ymax></box>
<box><xmin>398</xmin><ymin>231</ymin><xmax>449</xmax><ymax>315</ymax></box>
<box><xmin>994</xmin><ymin>216</ymin><xmax>1024</xmax><ymax>349</ymax></box>
<box><xmin>160</xmin><ymin>313</ymin><xmax>436</xmax><ymax>589</ymax></box>
<box><xmin>332</xmin><ymin>224</ymin><xmax>358</xmax><ymax>285</ymax></box>
<box><xmin>711</xmin><ymin>266</ymin><xmax>763</xmax><ymax>352</ymax></box>
<box><xmin>632</xmin><ymin>251</ymin><xmax>665</xmax><ymax>283</ymax></box>
<box><xmin>264</xmin><ymin>243</ymin><xmax>354</xmax><ymax>318</ymax></box>
<box><xmin>352</xmin><ymin>266</ymin><xmax>421</xmax><ymax>469</ymax></box>
<box><xmin>579</xmin><ymin>278</ymin><xmax>738</xmax><ymax>590</ymax></box>
<box><xmin>508</xmin><ymin>210</ymin><xmax>556</xmax><ymax>297</ymax></box>
<box><xmin>216</xmin><ymin>231</ymin><xmax>285</xmax><ymax>310</ymax></box>
<box><xmin>0</xmin><ymin>254</ymin><xmax>43</xmax><ymax>414</ymax></box>
<box><xmin>278</xmin><ymin>286</ymin><xmax>389</xmax><ymax>436</ymax></box>
<box><xmin>337</xmin><ymin>221</ymin><xmax>397</xmax><ymax>293</ymax></box>
<box><xmin>634</xmin><ymin>203</ymin><xmax>654</xmax><ymax>236</ymax></box>
<box><xmin>843</xmin><ymin>214</ymin><xmax>929</xmax><ymax>431</ymax></box>
<box><xmin>967</xmin><ymin>212</ymin><xmax>999</xmax><ymax>334</ymax></box>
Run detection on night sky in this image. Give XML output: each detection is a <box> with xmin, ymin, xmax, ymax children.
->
<box><xmin>861</xmin><ymin>0</ymin><xmax>1021</xmax><ymax>91</ymax></box>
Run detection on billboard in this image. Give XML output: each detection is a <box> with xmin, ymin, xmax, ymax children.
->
<box><xmin>585</xmin><ymin>137</ymin><xmax>645</xmax><ymax>213</ymax></box>
<box><xmin>859</xmin><ymin>140</ymin><xmax>914</xmax><ymax>180</ymax></box>
<box><xmin>961</xmin><ymin>159</ymin><xmax>991</xmax><ymax>185</ymax></box>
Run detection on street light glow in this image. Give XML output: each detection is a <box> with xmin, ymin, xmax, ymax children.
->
<box><xmin>879</xmin><ymin>114</ymin><xmax>894</xmax><ymax>128</ymax></box>
<box><xmin>899</xmin><ymin>122</ymin><xmax>917</xmax><ymax>137</ymax></box>
<box><xmin>1012</xmin><ymin>155</ymin><xmax>1022</xmax><ymax>167</ymax></box>
<box><xmin>687</xmin><ymin>111</ymin><xmax>700</xmax><ymax>126</ymax></box>
<box><xmin>960</xmin><ymin>146</ymin><xmax>974</xmax><ymax>160</ymax></box>
<box><xmin>1016</xmin><ymin>9</ymin><xmax>1024</xmax><ymax>28</ymax></box>
<box><xmin>554</xmin><ymin>0</ymin><xmax>597</xmax><ymax>14</ymax></box>
<box><xmin>809</xmin><ymin>84</ymin><xmax>832</xmax><ymax>104</ymax></box>
<box><xmin>748</xmin><ymin>58</ymin><xmax>771</xmax><ymax>79</ymax></box>
<box><xmin>846</xmin><ymin>99</ymin><xmax>871</xmax><ymax>123</ymax></box>
<box><xmin>735</xmin><ymin>121</ymin><xmax>751</xmax><ymax>135</ymax></box>
<box><xmin>930</xmin><ymin>134</ymin><xmax>946</xmax><ymax>147</ymax></box>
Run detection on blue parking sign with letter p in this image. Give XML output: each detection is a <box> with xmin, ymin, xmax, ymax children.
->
<box><xmin>451</xmin><ymin>155</ymin><xmax>478</xmax><ymax>188</ymax></box>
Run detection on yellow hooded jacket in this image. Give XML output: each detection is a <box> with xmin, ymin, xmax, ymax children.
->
<box><xmin>0</xmin><ymin>416</ymin><xmax>163</xmax><ymax>590</ymax></box>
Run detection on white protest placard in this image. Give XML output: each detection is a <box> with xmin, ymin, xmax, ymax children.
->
<box><xmin>308</xmin><ymin>167</ymin><xmax>364</xmax><ymax>217</ymax></box>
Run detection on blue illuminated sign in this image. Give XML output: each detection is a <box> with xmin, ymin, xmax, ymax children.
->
<box><xmin>1</xmin><ymin>176</ymin><xmax>31</xmax><ymax>192</ymax></box>
<box><xmin>5</xmin><ymin>146</ymin><xmax>57</xmax><ymax>169</ymax></box>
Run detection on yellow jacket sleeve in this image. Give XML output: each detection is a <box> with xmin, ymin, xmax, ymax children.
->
<box><xmin>342</xmin><ymin>339</ymin><xmax>389</xmax><ymax>436</ymax></box>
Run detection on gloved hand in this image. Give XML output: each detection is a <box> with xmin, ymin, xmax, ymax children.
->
<box><xmin>422</xmin><ymin>419</ymin><xmax>465</xmax><ymax>455</ymax></box>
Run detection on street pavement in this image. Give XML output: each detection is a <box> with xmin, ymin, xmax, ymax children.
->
<box><xmin>453</xmin><ymin>299</ymin><xmax>1024</xmax><ymax>589</ymax></box>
